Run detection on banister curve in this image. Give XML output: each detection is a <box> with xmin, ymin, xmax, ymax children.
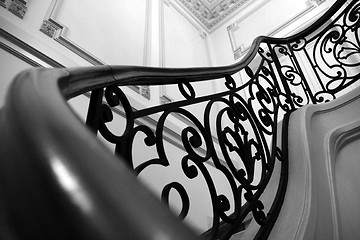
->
<box><xmin>0</xmin><ymin>0</ymin><xmax>355</xmax><ymax>239</ymax></box>
<box><xmin>0</xmin><ymin>68</ymin><xmax>201</xmax><ymax>239</ymax></box>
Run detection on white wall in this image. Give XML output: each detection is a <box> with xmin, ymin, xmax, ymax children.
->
<box><xmin>0</xmin><ymin>0</ymin><xmax>149</xmax><ymax>66</ymax></box>
<box><xmin>55</xmin><ymin>0</ymin><xmax>147</xmax><ymax>65</ymax></box>
<box><xmin>0</xmin><ymin>47</ymin><xmax>34</xmax><ymax>106</ymax></box>
<box><xmin>163</xmin><ymin>3</ymin><xmax>209</xmax><ymax>67</ymax></box>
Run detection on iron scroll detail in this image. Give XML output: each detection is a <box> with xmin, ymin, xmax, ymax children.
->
<box><xmin>85</xmin><ymin>1</ymin><xmax>358</xmax><ymax>240</ymax></box>
<box><xmin>86</xmin><ymin>55</ymin><xmax>289</xmax><ymax>240</ymax></box>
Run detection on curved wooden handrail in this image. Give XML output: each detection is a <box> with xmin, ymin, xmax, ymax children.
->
<box><xmin>0</xmin><ymin>0</ymin><xmax>349</xmax><ymax>239</ymax></box>
<box><xmin>0</xmin><ymin>68</ymin><xmax>201</xmax><ymax>239</ymax></box>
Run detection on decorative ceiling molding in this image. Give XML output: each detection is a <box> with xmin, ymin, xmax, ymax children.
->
<box><xmin>174</xmin><ymin>0</ymin><xmax>254</xmax><ymax>32</ymax></box>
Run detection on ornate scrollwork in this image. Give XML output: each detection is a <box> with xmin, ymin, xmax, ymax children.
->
<box><xmin>225</xmin><ymin>75</ymin><xmax>236</xmax><ymax>90</ymax></box>
<box><xmin>84</xmin><ymin>1</ymin><xmax>359</xmax><ymax>240</ymax></box>
<box><xmin>162</xmin><ymin>182</ymin><xmax>190</xmax><ymax>220</ymax></box>
<box><xmin>258</xmin><ymin>46</ymin><xmax>273</xmax><ymax>62</ymax></box>
<box><xmin>244</xmin><ymin>191</ymin><xmax>266</xmax><ymax>226</ymax></box>
<box><xmin>178</xmin><ymin>80</ymin><xmax>196</xmax><ymax>100</ymax></box>
<box><xmin>308</xmin><ymin>1</ymin><xmax>360</xmax><ymax>97</ymax></box>
<box><xmin>314</xmin><ymin>91</ymin><xmax>335</xmax><ymax>103</ymax></box>
<box><xmin>98</xmin><ymin>85</ymin><xmax>134</xmax><ymax>143</ymax></box>
<box><xmin>219</xmin><ymin>106</ymin><xmax>263</xmax><ymax>185</ymax></box>
<box><xmin>344</xmin><ymin>2</ymin><xmax>360</xmax><ymax>29</ymax></box>
<box><xmin>290</xmin><ymin>38</ymin><xmax>307</xmax><ymax>51</ymax></box>
<box><xmin>281</xmin><ymin>66</ymin><xmax>302</xmax><ymax>86</ymax></box>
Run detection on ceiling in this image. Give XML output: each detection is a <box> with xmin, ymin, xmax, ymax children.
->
<box><xmin>174</xmin><ymin>0</ymin><xmax>254</xmax><ymax>32</ymax></box>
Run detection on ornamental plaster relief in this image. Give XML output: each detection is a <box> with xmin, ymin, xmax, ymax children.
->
<box><xmin>1</xmin><ymin>0</ymin><xmax>29</xmax><ymax>19</ymax></box>
<box><xmin>175</xmin><ymin>0</ymin><xmax>253</xmax><ymax>32</ymax></box>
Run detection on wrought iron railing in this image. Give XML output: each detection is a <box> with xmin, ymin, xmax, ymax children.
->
<box><xmin>84</xmin><ymin>0</ymin><xmax>359</xmax><ymax>239</ymax></box>
<box><xmin>0</xmin><ymin>0</ymin><xmax>359</xmax><ymax>239</ymax></box>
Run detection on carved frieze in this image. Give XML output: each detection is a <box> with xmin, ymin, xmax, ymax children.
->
<box><xmin>8</xmin><ymin>0</ymin><xmax>28</xmax><ymax>19</ymax></box>
<box><xmin>0</xmin><ymin>0</ymin><xmax>6</xmax><ymax>8</ymax></box>
<box><xmin>39</xmin><ymin>20</ymin><xmax>59</xmax><ymax>38</ymax></box>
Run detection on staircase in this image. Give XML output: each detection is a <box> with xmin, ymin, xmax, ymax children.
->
<box><xmin>0</xmin><ymin>0</ymin><xmax>359</xmax><ymax>239</ymax></box>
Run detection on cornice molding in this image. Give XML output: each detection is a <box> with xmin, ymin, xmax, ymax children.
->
<box><xmin>0</xmin><ymin>39</ymin><xmax>42</xmax><ymax>67</ymax></box>
<box><xmin>0</xmin><ymin>26</ymin><xmax>63</xmax><ymax>67</ymax></box>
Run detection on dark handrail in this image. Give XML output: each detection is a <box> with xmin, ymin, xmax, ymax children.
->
<box><xmin>63</xmin><ymin>0</ymin><xmax>346</xmax><ymax>95</ymax></box>
<box><xmin>61</xmin><ymin>2</ymin><xmax>341</xmax><ymax>94</ymax></box>
<box><xmin>0</xmin><ymin>68</ymin><xmax>200</xmax><ymax>239</ymax></box>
